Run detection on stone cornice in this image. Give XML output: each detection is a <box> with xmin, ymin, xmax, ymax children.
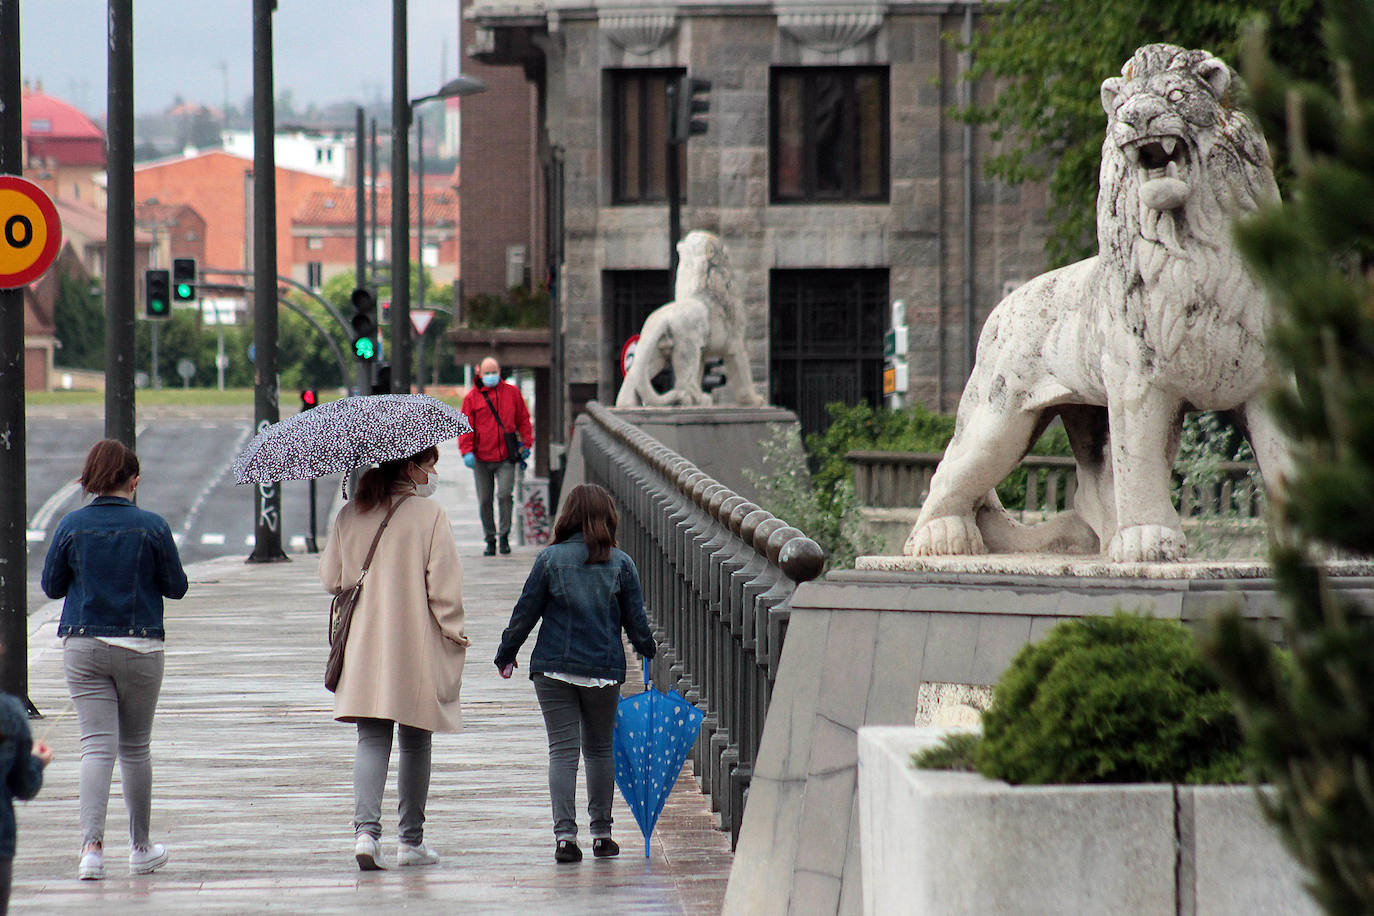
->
<box><xmin>599</xmin><ymin>8</ymin><xmax>679</xmax><ymax>54</ymax></box>
<box><xmin>775</xmin><ymin>4</ymin><xmax>886</xmax><ymax>52</ymax></box>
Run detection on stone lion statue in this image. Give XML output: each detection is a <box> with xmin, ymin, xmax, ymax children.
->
<box><xmin>906</xmin><ymin>44</ymin><xmax>1289</xmax><ymax>563</ymax></box>
<box><xmin>615</xmin><ymin>230</ymin><xmax>765</xmax><ymax>409</ymax></box>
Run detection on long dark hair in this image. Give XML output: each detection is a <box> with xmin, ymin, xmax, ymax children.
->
<box><xmin>552</xmin><ymin>484</ymin><xmax>618</xmax><ymax>564</ymax></box>
<box><xmin>352</xmin><ymin>445</ymin><xmax>438</xmax><ymax>512</ymax></box>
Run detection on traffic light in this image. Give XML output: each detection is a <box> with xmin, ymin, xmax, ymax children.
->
<box><xmin>371</xmin><ymin>362</ymin><xmax>392</xmax><ymax>395</ymax></box>
<box><xmin>144</xmin><ymin>269</ymin><xmax>171</xmax><ymax>319</ymax></box>
<box><xmin>300</xmin><ymin>389</ymin><xmax>318</xmax><ymax>411</ymax></box>
<box><xmin>701</xmin><ymin>357</ymin><xmax>727</xmax><ymax>393</ymax></box>
<box><xmin>350</xmin><ymin>287</ymin><xmax>378</xmax><ymax>361</ymax></box>
<box><xmin>172</xmin><ymin>257</ymin><xmax>196</xmax><ymax>302</ymax></box>
<box><xmin>671</xmin><ymin>75</ymin><xmax>711</xmax><ymax>143</ymax></box>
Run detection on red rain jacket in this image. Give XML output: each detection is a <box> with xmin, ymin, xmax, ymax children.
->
<box><xmin>458</xmin><ymin>380</ymin><xmax>533</xmax><ymax>463</ymax></box>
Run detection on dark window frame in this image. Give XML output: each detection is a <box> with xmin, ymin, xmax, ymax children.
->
<box><xmin>770</xmin><ymin>66</ymin><xmax>890</xmax><ymax>204</ymax></box>
<box><xmin>610</xmin><ymin>68</ymin><xmax>686</xmax><ymax>206</ymax></box>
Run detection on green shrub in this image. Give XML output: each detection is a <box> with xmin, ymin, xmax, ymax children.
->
<box><xmin>912</xmin><ymin>731</ymin><xmax>980</xmax><ymax>773</ymax></box>
<box><xmin>975</xmin><ymin>613</ymin><xmax>1249</xmax><ymax>785</ymax></box>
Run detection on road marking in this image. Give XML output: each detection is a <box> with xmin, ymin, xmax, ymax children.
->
<box><xmin>200</xmin><ymin>533</ymin><xmax>226</xmax><ymax>546</ymax></box>
<box><xmin>26</xmin><ymin>529</ymin><xmax>45</xmax><ymax>542</ymax></box>
<box><xmin>176</xmin><ymin>426</ymin><xmax>251</xmax><ymax>547</ymax></box>
<box><xmin>289</xmin><ymin>535</ymin><xmax>307</xmax><ymax>550</ymax></box>
<box><xmin>28</xmin><ymin>479</ymin><xmax>81</xmax><ymax>532</ymax></box>
<box><xmin>245</xmin><ymin>535</ymin><xmax>255</xmax><ymax>546</ymax></box>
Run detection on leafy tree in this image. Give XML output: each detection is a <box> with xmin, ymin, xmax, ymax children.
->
<box><xmin>1201</xmin><ymin>4</ymin><xmax>1374</xmax><ymax>912</ymax></box>
<box><xmin>462</xmin><ymin>284</ymin><xmax>550</xmax><ymax>330</ymax></box>
<box><xmin>956</xmin><ymin>0</ymin><xmax>1326</xmax><ymax>265</ymax></box>
<box><xmin>53</xmin><ymin>274</ymin><xmax>104</xmax><ymax>370</ymax></box>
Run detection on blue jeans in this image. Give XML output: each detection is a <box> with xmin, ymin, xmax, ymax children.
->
<box><xmin>532</xmin><ymin>675</ymin><xmax>619</xmax><ymax>842</ymax></box>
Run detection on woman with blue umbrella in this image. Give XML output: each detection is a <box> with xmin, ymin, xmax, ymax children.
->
<box><xmin>495</xmin><ymin>484</ymin><xmax>656</xmax><ymax>863</ymax></box>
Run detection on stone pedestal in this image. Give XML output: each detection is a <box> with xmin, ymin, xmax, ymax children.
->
<box><xmin>723</xmin><ymin>560</ymin><xmax>1374</xmax><ymax>915</ymax></box>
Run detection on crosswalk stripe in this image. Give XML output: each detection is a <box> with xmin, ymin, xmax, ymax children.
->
<box><xmin>26</xmin><ymin>529</ymin><xmax>45</xmax><ymax>543</ymax></box>
<box><xmin>201</xmin><ymin>533</ymin><xmax>226</xmax><ymax>545</ymax></box>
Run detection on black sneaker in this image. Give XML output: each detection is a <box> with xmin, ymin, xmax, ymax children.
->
<box><xmin>554</xmin><ymin>840</ymin><xmax>582</xmax><ymax>863</ymax></box>
<box><xmin>483</xmin><ymin>539</ymin><xmax>496</xmax><ymax>556</ymax></box>
<box><xmin>498</xmin><ymin>536</ymin><xmax>511</xmax><ymax>555</ymax></box>
<box><xmin>592</xmin><ymin>838</ymin><xmax>619</xmax><ymax>858</ymax></box>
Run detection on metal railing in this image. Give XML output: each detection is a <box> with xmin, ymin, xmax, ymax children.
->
<box><xmin>579</xmin><ymin>402</ymin><xmax>825</xmax><ymax>845</ymax></box>
<box><xmin>848</xmin><ymin>450</ymin><xmax>1264</xmax><ymax>519</ymax></box>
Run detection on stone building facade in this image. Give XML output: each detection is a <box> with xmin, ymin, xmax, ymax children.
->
<box><xmin>467</xmin><ymin>0</ymin><xmax>1053</xmax><ymax>435</ymax></box>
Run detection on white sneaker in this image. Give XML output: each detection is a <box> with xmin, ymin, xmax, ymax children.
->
<box><xmin>78</xmin><ymin>845</ymin><xmax>104</xmax><ymax>880</ymax></box>
<box><xmin>354</xmin><ymin>833</ymin><xmax>387</xmax><ymax>871</ymax></box>
<box><xmin>397</xmin><ymin>841</ymin><xmax>439</xmax><ymax>867</ymax></box>
<box><xmin>129</xmin><ymin>842</ymin><xmax>168</xmax><ymax>875</ymax></box>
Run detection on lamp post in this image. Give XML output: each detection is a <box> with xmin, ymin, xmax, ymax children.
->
<box><xmin>392</xmin><ymin>67</ymin><xmax>487</xmax><ymax>392</ymax></box>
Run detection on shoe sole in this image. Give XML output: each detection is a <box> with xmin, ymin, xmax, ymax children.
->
<box><xmin>130</xmin><ymin>851</ymin><xmax>168</xmax><ymax>875</ymax></box>
<box><xmin>356</xmin><ymin>851</ymin><xmax>386</xmax><ymax>871</ymax></box>
<box><xmin>593</xmin><ymin>848</ymin><xmax>619</xmax><ymax>858</ymax></box>
<box><xmin>397</xmin><ymin>857</ymin><xmax>439</xmax><ymax>867</ymax></box>
<box><xmin>79</xmin><ymin>868</ymin><xmax>104</xmax><ymax>880</ymax></box>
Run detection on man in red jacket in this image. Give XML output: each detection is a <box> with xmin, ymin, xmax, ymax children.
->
<box><xmin>458</xmin><ymin>356</ymin><xmax>534</xmax><ymax>555</ymax></box>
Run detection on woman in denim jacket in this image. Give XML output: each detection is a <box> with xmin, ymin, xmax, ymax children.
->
<box><xmin>41</xmin><ymin>439</ymin><xmax>187</xmax><ymax>881</ymax></box>
<box><xmin>1</xmin><ymin>690</ymin><xmax>51</xmax><ymax>910</ymax></box>
<box><xmin>495</xmin><ymin>484</ymin><xmax>655</xmax><ymax>863</ymax></box>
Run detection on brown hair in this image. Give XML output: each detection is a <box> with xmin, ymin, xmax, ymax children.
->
<box><xmin>552</xmin><ymin>483</ymin><xmax>619</xmax><ymax>564</ymax></box>
<box><xmin>352</xmin><ymin>445</ymin><xmax>439</xmax><ymax>511</ymax></box>
<box><xmin>80</xmin><ymin>439</ymin><xmax>140</xmax><ymax>496</ymax></box>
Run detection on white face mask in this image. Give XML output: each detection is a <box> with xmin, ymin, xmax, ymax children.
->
<box><xmin>413</xmin><ymin>467</ymin><xmax>438</xmax><ymax>498</ymax></box>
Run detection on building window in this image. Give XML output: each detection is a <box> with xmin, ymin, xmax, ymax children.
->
<box><xmin>771</xmin><ymin>67</ymin><xmax>889</xmax><ymax>203</ymax></box>
<box><xmin>306</xmin><ymin>236</ymin><xmax>324</xmax><ymax>250</ymax></box>
<box><xmin>603</xmin><ymin>269</ymin><xmax>673</xmax><ymax>397</ymax></box>
<box><xmin>770</xmin><ymin>269</ymin><xmax>888</xmax><ymax>437</ymax></box>
<box><xmin>306</xmin><ymin>262</ymin><xmax>323</xmax><ymax>290</ymax></box>
<box><xmin>611</xmin><ymin>69</ymin><xmax>685</xmax><ymax>205</ymax></box>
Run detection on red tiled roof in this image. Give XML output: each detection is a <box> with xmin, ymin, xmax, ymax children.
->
<box><xmin>293</xmin><ymin>185</ymin><xmax>459</xmax><ymax>227</ymax></box>
<box><xmin>22</xmin><ymin>88</ymin><xmax>103</xmax><ymax>140</ymax></box>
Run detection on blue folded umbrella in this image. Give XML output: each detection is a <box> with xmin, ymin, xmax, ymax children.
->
<box><xmin>613</xmin><ymin>659</ymin><xmax>705</xmax><ymax>858</ymax></box>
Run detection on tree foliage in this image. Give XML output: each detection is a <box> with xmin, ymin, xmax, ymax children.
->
<box><xmin>1201</xmin><ymin>3</ymin><xmax>1374</xmax><ymax>911</ymax></box>
<box><xmin>957</xmin><ymin>0</ymin><xmax>1326</xmax><ymax>265</ymax></box>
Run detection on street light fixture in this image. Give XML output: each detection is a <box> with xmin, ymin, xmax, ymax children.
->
<box><xmin>391</xmin><ymin>67</ymin><xmax>488</xmax><ymax>392</ymax></box>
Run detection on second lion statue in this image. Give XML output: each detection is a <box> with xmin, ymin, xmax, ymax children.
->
<box><xmin>616</xmin><ymin>230</ymin><xmax>765</xmax><ymax>409</ymax></box>
<box><xmin>906</xmin><ymin>44</ymin><xmax>1289</xmax><ymax>563</ymax></box>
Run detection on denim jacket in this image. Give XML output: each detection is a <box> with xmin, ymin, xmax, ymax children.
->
<box><xmin>42</xmin><ymin>496</ymin><xmax>188</xmax><ymax>639</ymax></box>
<box><xmin>0</xmin><ymin>693</ymin><xmax>44</xmax><ymax>859</ymax></box>
<box><xmin>495</xmin><ymin>534</ymin><xmax>656</xmax><ymax>681</ymax></box>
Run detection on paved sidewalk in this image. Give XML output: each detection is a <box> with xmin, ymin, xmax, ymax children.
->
<box><xmin>12</xmin><ymin>441</ymin><xmax>732</xmax><ymax>914</ymax></box>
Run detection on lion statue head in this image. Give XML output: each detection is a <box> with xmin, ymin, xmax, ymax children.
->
<box><xmin>674</xmin><ymin>230</ymin><xmax>737</xmax><ymax>321</ymax></box>
<box><xmin>1097</xmin><ymin>44</ymin><xmax>1279</xmax><ymax>352</ymax></box>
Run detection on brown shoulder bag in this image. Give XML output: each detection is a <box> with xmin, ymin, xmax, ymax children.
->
<box><xmin>325</xmin><ymin>494</ymin><xmax>410</xmax><ymax>692</ymax></box>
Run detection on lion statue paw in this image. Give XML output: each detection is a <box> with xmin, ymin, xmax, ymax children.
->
<box><xmin>1107</xmin><ymin>525</ymin><xmax>1186</xmax><ymax>563</ymax></box>
<box><xmin>905</xmin><ymin>516</ymin><xmax>986</xmax><ymax>556</ymax></box>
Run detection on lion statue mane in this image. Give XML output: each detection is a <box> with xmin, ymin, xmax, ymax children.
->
<box><xmin>616</xmin><ymin>230</ymin><xmax>765</xmax><ymax>409</ymax></box>
<box><xmin>905</xmin><ymin>44</ymin><xmax>1289</xmax><ymax>563</ymax></box>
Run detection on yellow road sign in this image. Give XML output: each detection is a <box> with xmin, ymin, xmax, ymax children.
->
<box><xmin>0</xmin><ymin>175</ymin><xmax>62</xmax><ymax>288</ymax></box>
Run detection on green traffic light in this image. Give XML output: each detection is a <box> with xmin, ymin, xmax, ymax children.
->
<box><xmin>176</xmin><ymin>283</ymin><xmax>192</xmax><ymax>299</ymax></box>
<box><xmin>151</xmin><ymin>299</ymin><xmax>167</xmax><ymax>314</ymax></box>
<box><xmin>354</xmin><ymin>336</ymin><xmax>376</xmax><ymax>360</ymax></box>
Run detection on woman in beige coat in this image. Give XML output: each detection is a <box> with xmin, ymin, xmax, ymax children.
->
<box><xmin>319</xmin><ymin>445</ymin><xmax>469</xmax><ymax>871</ymax></box>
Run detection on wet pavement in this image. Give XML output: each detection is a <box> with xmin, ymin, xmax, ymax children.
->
<box><xmin>11</xmin><ymin>439</ymin><xmax>732</xmax><ymax>914</ymax></box>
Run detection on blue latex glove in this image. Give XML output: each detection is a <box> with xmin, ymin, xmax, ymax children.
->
<box><xmin>519</xmin><ymin>447</ymin><xmax>531</xmax><ymax>461</ymax></box>
<box><xmin>463</xmin><ymin>452</ymin><xmax>476</xmax><ymax>469</ymax></box>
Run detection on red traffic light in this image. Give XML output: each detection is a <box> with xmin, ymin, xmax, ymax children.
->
<box><xmin>300</xmin><ymin>389</ymin><xmax>318</xmax><ymax>409</ymax></box>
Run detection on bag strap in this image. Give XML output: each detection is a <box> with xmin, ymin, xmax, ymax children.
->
<box><xmin>479</xmin><ymin>387</ymin><xmax>512</xmax><ymax>458</ymax></box>
<box><xmin>357</xmin><ymin>493</ymin><xmax>411</xmax><ymax>583</ymax></box>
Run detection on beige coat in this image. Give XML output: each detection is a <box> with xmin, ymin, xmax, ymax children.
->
<box><xmin>319</xmin><ymin>493</ymin><xmax>469</xmax><ymax>733</ymax></box>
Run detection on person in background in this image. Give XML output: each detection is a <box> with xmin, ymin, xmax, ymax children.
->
<box><xmin>320</xmin><ymin>445</ymin><xmax>469</xmax><ymax>871</ymax></box>
<box><xmin>458</xmin><ymin>356</ymin><xmax>533</xmax><ymax>556</ymax></box>
<box><xmin>1</xmin><ymin>688</ymin><xmax>52</xmax><ymax>913</ymax></box>
<box><xmin>41</xmin><ymin>439</ymin><xmax>187</xmax><ymax>881</ymax></box>
<box><xmin>494</xmin><ymin>484</ymin><xmax>656</xmax><ymax>863</ymax></box>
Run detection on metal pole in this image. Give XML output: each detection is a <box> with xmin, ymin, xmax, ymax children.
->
<box><xmin>0</xmin><ymin>0</ymin><xmax>31</xmax><ymax>707</ymax></box>
<box><xmin>249</xmin><ymin>0</ymin><xmax>287</xmax><ymax>563</ymax></box>
<box><xmin>354</xmin><ymin>106</ymin><xmax>370</xmax><ymax>396</ymax></box>
<box><xmin>105</xmin><ymin>0</ymin><xmax>136</xmax><ymax>447</ymax></box>
<box><xmin>306</xmin><ymin>478</ymin><xmax>318</xmax><ymax>552</ymax></box>
<box><xmin>151</xmin><ymin>321</ymin><xmax>160</xmax><ymax>389</ymax></box>
<box><xmin>415</xmin><ymin>115</ymin><xmax>425</xmax><ymax>394</ymax></box>
<box><xmin>665</xmin><ymin>83</ymin><xmax>682</xmax><ymax>284</ymax></box>
<box><xmin>391</xmin><ymin>0</ymin><xmax>411</xmax><ymax>393</ymax></box>
<box><xmin>369</xmin><ymin>119</ymin><xmax>378</xmax><ymax>284</ymax></box>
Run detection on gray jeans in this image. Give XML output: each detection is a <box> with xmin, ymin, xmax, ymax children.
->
<box><xmin>62</xmin><ymin>638</ymin><xmax>164</xmax><ymax>848</ymax></box>
<box><xmin>472</xmin><ymin>459</ymin><xmax>515</xmax><ymax>541</ymax></box>
<box><xmin>532</xmin><ymin>675</ymin><xmax>619</xmax><ymax>842</ymax></box>
<box><xmin>353</xmin><ymin>719</ymin><xmax>432</xmax><ymax>845</ymax></box>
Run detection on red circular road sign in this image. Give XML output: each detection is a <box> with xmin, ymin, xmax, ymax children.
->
<box><xmin>0</xmin><ymin>175</ymin><xmax>62</xmax><ymax>289</ymax></box>
<box><xmin>620</xmin><ymin>334</ymin><xmax>639</xmax><ymax>377</ymax></box>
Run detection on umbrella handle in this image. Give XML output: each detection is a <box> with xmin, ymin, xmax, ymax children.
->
<box><xmin>643</xmin><ymin>656</ymin><xmax>651</xmax><ymax>691</ymax></box>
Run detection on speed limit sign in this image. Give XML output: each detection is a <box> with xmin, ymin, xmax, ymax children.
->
<box><xmin>619</xmin><ymin>334</ymin><xmax>639</xmax><ymax>378</ymax></box>
<box><xmin>0</xmin><ymin>176</ymin><xmax>62</xmax><ymax>289</ymax></box>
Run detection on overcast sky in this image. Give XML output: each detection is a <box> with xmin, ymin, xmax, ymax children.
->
<box><xmin>20</xmin><ymin>1</ymin><xmax>461</xmax><ymax>118</ymax></box>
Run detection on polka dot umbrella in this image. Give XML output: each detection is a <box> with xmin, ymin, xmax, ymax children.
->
<box><xmin>231</xmin><ymin>393</ymin><xmax>472</xmax><ymax>496</ymax></box>
<box><xmin>612</xmin><ymin>659</ymin><xmax>706</xmax><ymax>859</ymax></box>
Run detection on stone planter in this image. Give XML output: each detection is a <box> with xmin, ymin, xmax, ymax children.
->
<box><xmin>857</xmin><ymin>727</ymin><xmax>1319</xmax><ymax>916</ymax></box>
